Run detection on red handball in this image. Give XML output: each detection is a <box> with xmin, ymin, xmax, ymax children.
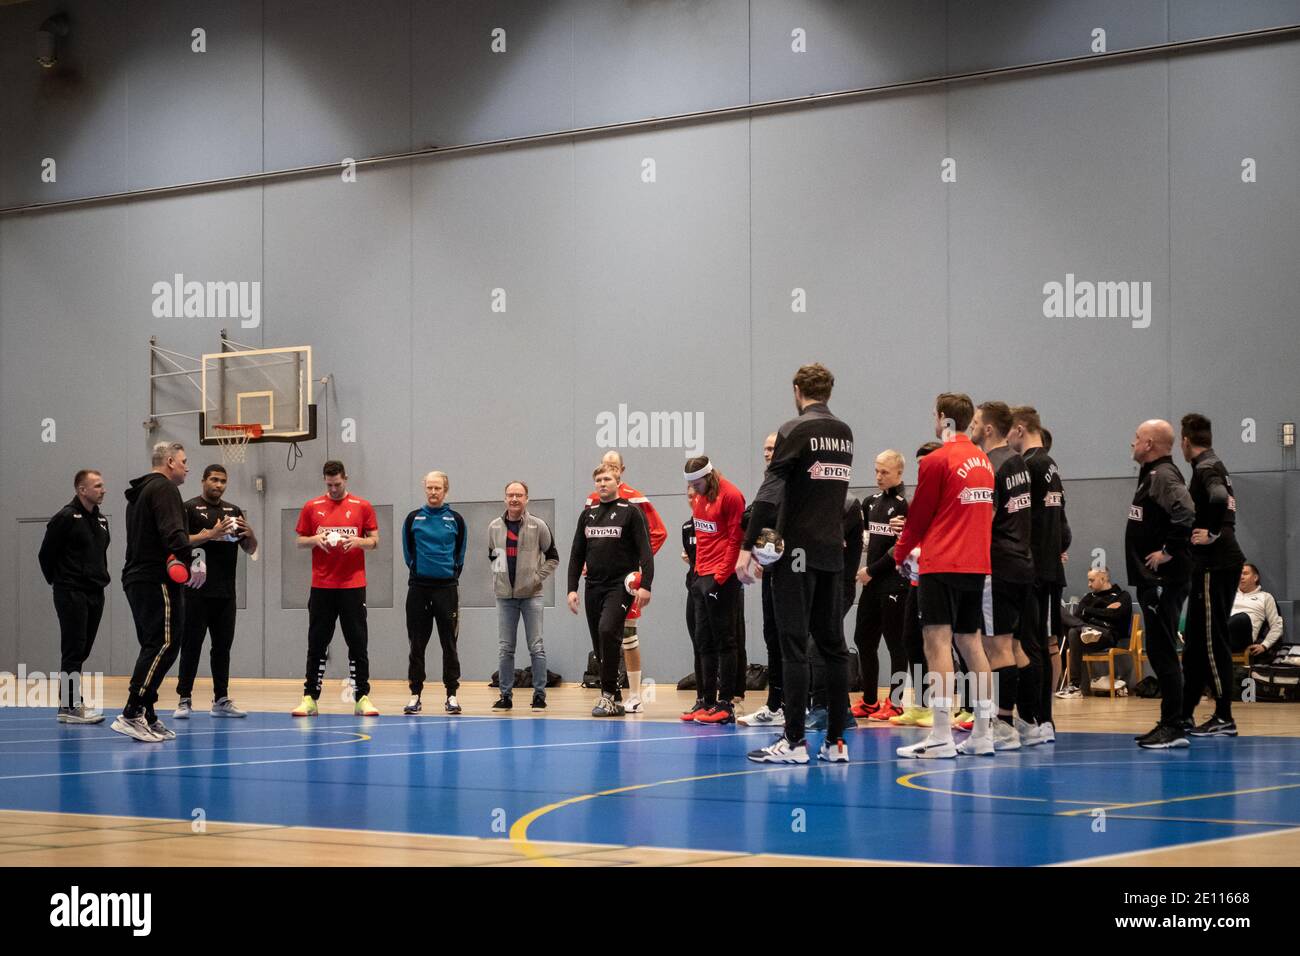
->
<box><xmin>624</xmin><ymin>571</ymin><xmax>642</xmax><ymax>594</ymax></box>
<box><xmin>166</xmin><ymin>554</ymin><xmax>189</xmax><ymax>584</ymax></box>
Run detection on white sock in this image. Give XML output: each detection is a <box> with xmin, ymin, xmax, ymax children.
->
<box><xmin>974</xmin><ymin>698</ymin><xmax>995</xmax><ymax>738</ymax></box>
<box><xmin>629</xmin><ymin>670</ymin><xmax>641</xmax><ymax>699</ymax></box>
<box><xmin>931</xmin><ymin>697</ymin><xmax>954</xmax><ymax>743</ymax></box>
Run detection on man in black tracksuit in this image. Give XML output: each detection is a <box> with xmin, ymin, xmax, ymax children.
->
<box><xmin>739</xmin><ymin>364</ymin><xmax>854</xmax><ymax>764</ymax></box>
<box><xmin>1126</xmin><ymin>419</ymin><xmax>1195</xmax><ymax>748</ymax></box>
<box><xmin>114</xmin><ymin>442</ymin><xmax>199</xmax><ymax>743</ymax></box>
<box><xmin>852</xmin><ymin>453</ymin><xmax>909</xmax><ymax>715</ymax></box>
<box><xmin>1009</xmin><ymin>406</ymin><xmax>1071</xmax><ymax>734</ymax></box>
<box><xmin>738</xmin><ymin>433</ymin><xmax>785</xmax><ymax>728</ymax></box>
<box><xmin>807</xmin><ymin>496</ymin><xmax>861</xmax><ymax>726</ymax></box>
<box><xmin>175</xmin><ymin>464</ymin><xmax>257</xmax><ymax>719</ymax></box>
<box><xmin>971</xmin><ymin>403</ymin><xmax>1036</xmax><ymax>739</ymax></box>
<box><xmin>1180</xmin><ymin>414</ymin><xmax>1246</xmax><ymax>736</ymax></box>
<box><xmin>1060</xmin><ymin>568</ymin><xmax>1133</xmax><ymax>691</ymax></box>
<box><xmin>568</xmin><ymin>464</ymin><xmax>655</xmax><ymax>716</ymax></box>
<box><xmin>39</xmin><ymin>469</ymin><xmax>111</xmax><ymax>723</ymax></box>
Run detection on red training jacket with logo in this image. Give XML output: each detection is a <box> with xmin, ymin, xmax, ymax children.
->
<box><xmin>893</xmin><ymin>434</ymin><xmax>994</xmax><ymax>575</ymax></box>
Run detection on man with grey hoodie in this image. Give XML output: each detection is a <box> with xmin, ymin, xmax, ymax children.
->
<box><xmin>488</xmin><ymin>481</ymin><xmax>559</xmax><ymax>710</ymax></box>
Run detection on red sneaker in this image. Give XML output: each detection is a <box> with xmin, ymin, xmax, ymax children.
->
<box><xmin>851</xmin><ymin>698</ymin><xmax>880</xmax><ymax>719</ymax></box>
<box><xmin>869</xmin><ymin>701</ymin><xmax>903</xmax><ymax>721</ymax></box>
<box><xmin>695</xmin><ymin>704</ymin><xmax>736</xmax><ymax>725</ymax></box>
<box><xmin>680</xmin><ymin>699</ymin><xmax>708</xmax><ymax>722</ymax></box>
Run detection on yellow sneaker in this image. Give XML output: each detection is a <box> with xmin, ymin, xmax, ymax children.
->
<box><xmin>354</xmin><ymin>695</ymin><xmax>379</xmax><ymax>717</ymax></box>
<box><xmin>952</xmin><ymin>709</ymin><xmax>974</xmax><ymax>727</ymax></box>
<box><xmin>890</xmin><ymin>706</ymin><xmax>930</xmax><ymax>726</ymax></box>
<box><xmin>291</xmin><ymin>695</ymin><xmax>318</xmax><ymax>717</ymax></box>
<box><xmin>916</xmin><ymin>709</ymin><xmax>934</xmax><ymax>728</ymax></box>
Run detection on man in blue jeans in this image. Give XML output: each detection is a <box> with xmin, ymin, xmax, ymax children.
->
<box><xmin>488</xmin><ymin>481</ymin><xmax>560</xmax><ymax>710</ymax></box>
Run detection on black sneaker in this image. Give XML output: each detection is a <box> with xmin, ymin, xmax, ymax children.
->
<box><xmin>1137</xmin><ymin>723</ymin><xmax>1190</xmax><ymax>749</ymax></box>
<box><xmin>1188</xmin><ymin>715</ymin><xmax>1237</xmax><ymax>737</ymax></box>
<box><xmin>492</xmin><ymin>696</ymin><xmax>513</xmax><ymax>711</ymax></box>
<box><xmin>1134</xmin><ymin>718</ymin><xmax>1190</xmax><ymax>741</ymax></box>
<box><xmin>531</xmin><ymin>693</ymin><xmax>546</xmax><ymax>710</ymax></box>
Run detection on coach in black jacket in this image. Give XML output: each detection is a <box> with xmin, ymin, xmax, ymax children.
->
<box><xmin>1125</xmin><ymin>420</ymin><xmax>1195</xmax><ymax>749</ymax></box>
<box><xmin>39</xmin><ymin>469</ymin><xmax>110</xmax><ymax>722</ymax></box>
<box><xmin>112</xmin><ymin>442</ymin><xmax>201</xmax><ymax>744</ymax></box>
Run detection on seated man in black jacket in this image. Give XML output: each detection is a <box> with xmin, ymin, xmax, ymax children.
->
<box><xmin>1057</xmin><ymin>567</ymin><xmax>1133</xmax><ymax>698</ymax></box>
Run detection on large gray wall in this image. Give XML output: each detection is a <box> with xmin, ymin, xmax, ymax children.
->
<box><xmin>2</xmin><ymin>0</ymin><xmax>1298</xmax><ymax>689</ymax></box>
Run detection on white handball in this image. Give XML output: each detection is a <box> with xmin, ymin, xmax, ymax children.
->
<box><xmin>752</xmin><ymin>528</ymin><xmax>785</xmax><ymax>567</ymax></box>
<box><xmin>326</xmin><ymin>531</ymin><xmax>342</xmax><ymax>548</ymax></box>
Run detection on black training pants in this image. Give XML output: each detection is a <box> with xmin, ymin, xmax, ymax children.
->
<box><xmin>1137</xmin><ymin>580</ymin><xmax>1189</xmax><ymax>726</ymax></box>
<box><xmin>692</xmin><ymin>574</ymin><xmax>740</xmax><ymax>705</ymax></box>
<box><xmin>177</xmin><ymin>593</ymin><xmax>237</xmax><ymax>701</ymax></box>
<box><xmin>1182</xmin><ymin>564</ymin><xmax>1242</xmax><ymax>721</ymax></box>
<box><xmin>125</xmin><ymin>581</ymin><xmax>186</xmax><ymax>715</ymax></box>
<box><xmin>406</xmin><ymin>582</ymin><xmax>460</xmax><ymax>696</ymax></box>
<box><xmin>771</xmin><ymin>563</ymin><xmax>847</xmax><ymax>744</ymax></box>
<box><xmin>761</xmin><ymin>573</ymin><xmax>783</xmax><ymax>712</ymax></box>
<box><xmin>53</xmin><ymin>587</ymin><xmax>104</xmax><ymax>709</ymax></box>
<box><xmin>585</xmin><ymin>583</ymin><xmax>630</xmax><ymax>697</ymax></box>
<box><xmin>854</xmin><ymin>586</ymin><xmax>906</xmax><ymax>702</ymax></box>
<box><xmin>305</xmin><ymin>586</ymin><xmax>370</xmax><ymax>700</ymax></box>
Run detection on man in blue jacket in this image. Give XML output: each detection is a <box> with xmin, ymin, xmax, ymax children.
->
<box><xmin>402</xmin><ymin>471</ymin><xmax>467</xmax><ymax>715</ymax></box>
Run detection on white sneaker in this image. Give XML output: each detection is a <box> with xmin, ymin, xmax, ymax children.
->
<box><xmin>173</xmin><ymin>698</ymin><xmax>192</xmax><ymax>719</ymax></box>
<box><xmin>738</xmin><ymin>705</ymin><xmax>783</xmax><ymax>726</ymax></box>
<box><xmin>63</xmin><ymin>705</ymin><xmax>104</xmax><ymax>725</ymax></box>
<box><xmin>818</xmin><ymin>738</ymin><xmax>849</xmax><ymax>763</ymax></box>
<box><xmin>896</xmin><ymin>735</ymin><xmax>957</xmax><ymax>759</ymax></box>
<box><xmin>1055</xmin><ymin>685</ymin><xmax>1083</xmax><ymax>699</ymax></box>
<box><xmin>149</xmin><ymin>718</ymin><xmax>177</xmax><ymax>741</ymax></box>
<box><xmin>210</xmin><ymin>697</ymin><xmax>246</xmax><ymax>718</ymax></box>
<box><xmin>624</xmin><ymin>695</ymin><xmax>644</xmax><ymax>714</ymax></box>
<box><xmin>1038</xmin><ymin>721</ymin><xmax>1056</xmax><ymax>743</ymax></box>
<box><xmin>747</xmin><ymin>736</ymin><xmax>809</xmax><ymax>764</ymax></box>
<box><xmin>1015</xmin><ymin>717</ymin><xmax>1045</xmax><ymax>747</ymax></box>
<box><xmin>992</xmin><ymin>720</ymin><xmax>1022</xmax><ymax>751</ymax></box>
<box><xmin>957</xmin><ymin>733</ymin><xmax>994</xmax><ymax>756</ymax></box>
<box><xmin>111</xmin><ymin>715</ymin><xmax>162</xmax><ymax>743</ymax></box>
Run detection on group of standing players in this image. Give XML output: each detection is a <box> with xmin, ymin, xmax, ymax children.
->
<box><xmin>40</xmin><ymin>362</ymin><xmax>1245</xmax><ymax>755</ymax></box>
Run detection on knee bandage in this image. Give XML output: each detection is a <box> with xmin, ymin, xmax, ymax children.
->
<box><xmin>621</xmin><ymin>625</ymin><xmax>640</xmax><ymax>650</ymax></box>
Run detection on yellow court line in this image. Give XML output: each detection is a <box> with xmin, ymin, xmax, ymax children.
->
<box><xmin>1056</xmin><ymin>781</ymin><xmax>1300</xmax><ymax>816</ymax></box>
<box><xmin>896</xmin><ymin>766</ymin><xmax>1300</xmax><ymax>826</ymax></box>
<box><xmin>509</xmin><ymin>763</ymin><xmax>836</xmax><ymax>865</ymax></box>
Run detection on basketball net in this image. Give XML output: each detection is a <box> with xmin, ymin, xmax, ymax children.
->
<box><xmin>214</xmin><ymin>423</ymin><xmax>262</xmax><ymax>465</ymax></box>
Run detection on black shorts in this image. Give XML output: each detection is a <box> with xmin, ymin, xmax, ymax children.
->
<box><xmin>990</xmin><ymin>579</ymin><xmax>1031</xmax><ymax>637</ymax></box>
<box><xmin>918</xmin><ymin>573</ymin><xmax>986</xmax><ymax>633</ymax></box>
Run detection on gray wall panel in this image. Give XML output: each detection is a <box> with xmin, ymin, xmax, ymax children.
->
<box><xmin>124</xmin><ymin>0</ymin><xmax>263</xmax><ymax>191</ymax></box>
<box><xmin>572</xmin><ymin>0</ymin><xmax>749</xmax><ymax>127</ymax></box>
<box><xmin>947</xmin><ymin>0</ymin><xmax>1167</xmax><ymax>75</ymax></box>
<box><xmin>263</xmin><ymin>0</ymin><xmax>411</xmax><ymax>169</ymax></box>
<box><xmin>1170</xmin><ymin>0</ymin><xmax>1300</xmax><ymax>40</ymax></box>
<box><xmin>411</xmin><ymin>0</ymin><xmax>574</xmax><ymax>147</ymax></box>
<box><xmin>572</xmin><ymin>122</ymin><xmax>751</xmax><ymax>499</ymax></box>
<box><xmin>948</xmin><ymin>64</ymin><xmax>1170</xmax><ymax>480</ymax></box>
<box><xmin>750</xmin><ymin>92</ymin><xmax>949</xmax><ymax>492</ymax></box>
<box><xmin>1169</xmin><ymin>44</ymin><xmax>1300</xmax><ymax>473</ymax></box>
<box><xmin>750</xmin><ymin>0</ymin><xmax>947</xmax><ymax>102</ymax></box>
<box><xmin>0</xmin><ymin>0</ymin><xmax>128</xmax><ymax>207</ymax></box>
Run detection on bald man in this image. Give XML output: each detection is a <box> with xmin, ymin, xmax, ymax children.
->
<box><xmin>1126</xmin><ymin>420</ymin><xmax>1195</xmax><ymax>749</ymax></box>
<box><xmin>402</xmin><ymin>471</ymin><xmax>468</xmax><ymax>715</ymax></box>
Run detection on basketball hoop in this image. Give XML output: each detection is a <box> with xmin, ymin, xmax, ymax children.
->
<box><xmin>213</xmin><ymin>423</ymin><xmax>262</xmax><ymax>465</ymax></box>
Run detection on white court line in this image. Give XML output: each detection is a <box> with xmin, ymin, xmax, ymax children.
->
<box><xmin>1049</xmin><ymin>823</ymin><xmax>1300</xmax><ymax>866</ymax></box>
<box><xmin>0</xmin><ymin>726</ymin><xmax>371</xmax><ymax>746</ymax></box>
<box><xmin>0</xmin><ymin>727</ymin><xmax>780</xmax><ymax>782</ymax></box>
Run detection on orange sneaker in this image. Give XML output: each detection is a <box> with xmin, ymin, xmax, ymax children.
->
<box><xmin>680</xmin><ymin>699</ymin><xmax>708</xmax><ymax>722</ymax></box>
<box><xmin>851</xmin><ymin>698</ymin><xmax>881</xmax><ymax>719</ymax></box>
<box><xmin>870</xmin><ymin>701</ymin><xmax>903</xmax><ymax>721</ymax></box>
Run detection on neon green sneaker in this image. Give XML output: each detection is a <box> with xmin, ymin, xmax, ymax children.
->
<box><xmin>890</xmin><ymin>706</ymin><xmax>930</xmax><ymax>726</ymax></box>
<box><xmin>291</xmin><ymin>695</ymin><xmax>318</xmax><ymax>717</ymax></box>
<box><xmin>916</xmin><ymin>709</ymin><xmax>935</xmax><ymax>728</ymax></box>
<box><xmin>354</xmin><ymin>695</ymin><xmax>379</xmax><ymax>717</ymax></box>
<box><xmin>952</xmin><ymin>709</ymin><xmax>974</xmax><ymax>727</ymax></box>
